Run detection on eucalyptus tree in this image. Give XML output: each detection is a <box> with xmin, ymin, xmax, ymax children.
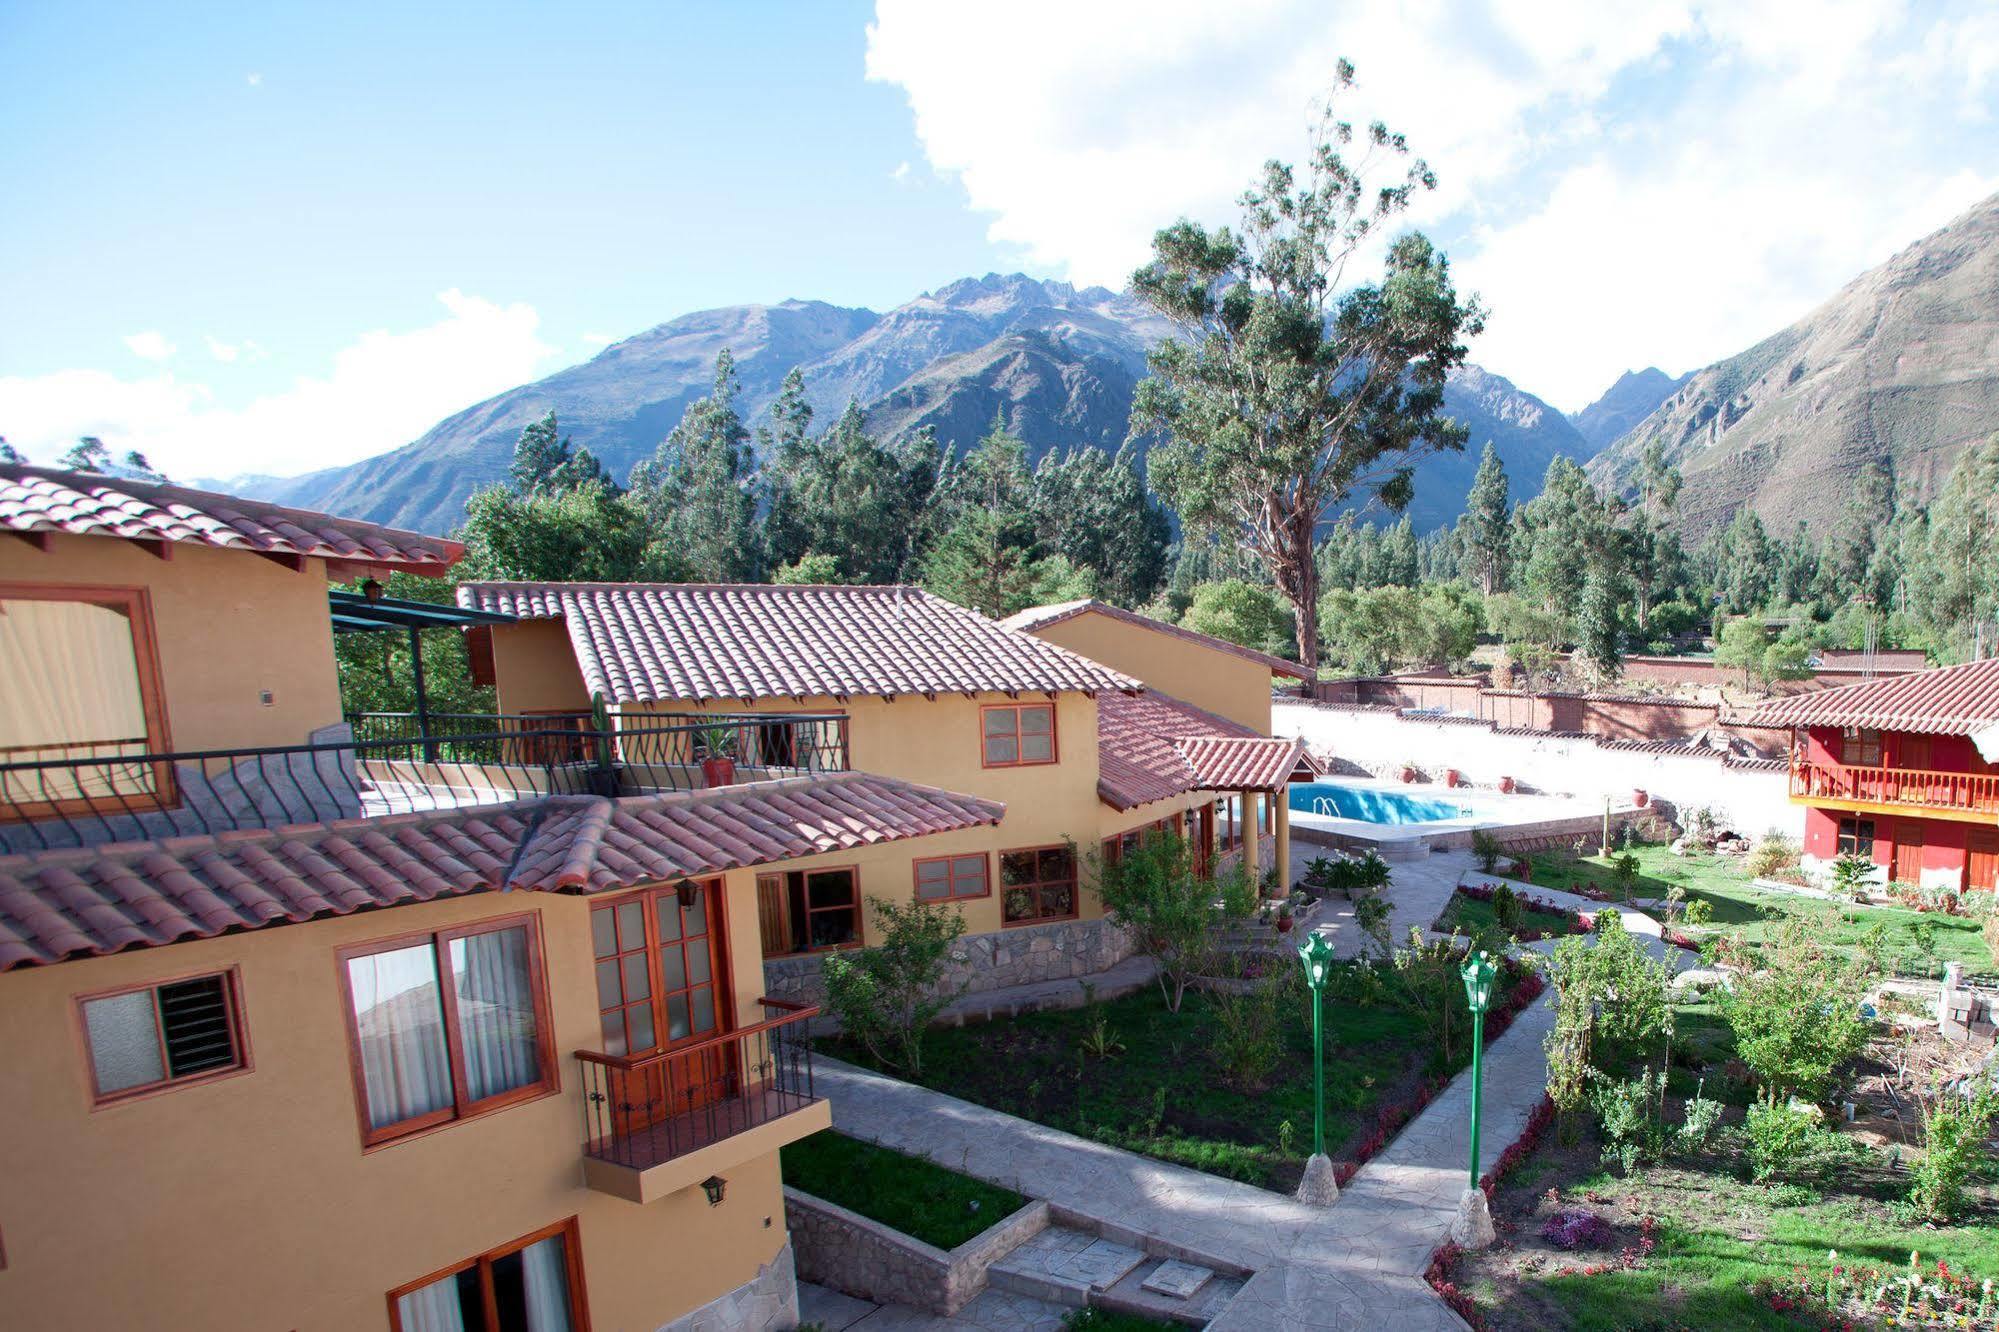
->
<box><xmin>1130</xmin><ymin>60</ymin><xmax>1485</xmax><ymax>671</ymax></box>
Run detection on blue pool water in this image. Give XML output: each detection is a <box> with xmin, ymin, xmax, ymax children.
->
<box><xmin>1287</xmin><ymin>781</ymin><xmax>1476</xmax><ymax>825</ymax></box>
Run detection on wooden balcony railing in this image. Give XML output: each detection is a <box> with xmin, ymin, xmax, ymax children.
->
<box><xmin>1790</xmin><ymin>757</ymin><xmax>1999</xmax><ymax>816</ymax></box>
<box><xmin>575</xmin><ymin>998</ymin><xmax>819</xmax><ymax>1173</ymax></box>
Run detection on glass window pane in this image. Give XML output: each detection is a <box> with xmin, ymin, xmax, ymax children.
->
<box><xmin>917</xmin><ymin>860</ymin><xmax>950</xmax><ymax>885</ymax></box>
<box><xmin>590</xmin><ymin>908</ymin><xmax>616</xmax><ymax>959</ymax></box>
<box><xmin>807</xmin><ymin>871</ymin><xmax>856</xmax><ymax>908</ymax></box>
<box><xmin>1000</xmin><ymin>852</ymin><xmax>1034</xmax><ymax>885</ymax></box>
<box><xmin>600</xmin><ymin>1011</ymin><xmax>627</xmax><ymax>1058</ymax></box>
<box><xmin>82</xmin><ymin>990</ymin><xmax>165</xmax><ymax>1094</ymax></box>
<box><xmin>1021</xmin><ymin>734</ymin><xmax>1053</xmax><ymax>762</ymax></box>
<box><xmin>952</xmin><ymin>856</ymin><xmax>985</xmax><ymax>882</ymax></box>
<box><xmin>626</xmin><ymin>1003</ymin><xmax>655</xmax><ymax>1053</ymax></box>
<box><xmin>681</xmin><ymin>885</ymin><xmax>706</xmax><ymax>937</ymax></box>
<box><xmin>666</xmin><ymin>993</ymin><xmax>690</xmax><ymax>1042</ymax></box>
<box><xmin>620</xmin><ymin>953</ymin><xmax>650</xmax><ymax>1001</ymax></box>
<box><xmin>1039</xmin><ymin>848</ymin><xmax>1073</xmax><ymax>882</ymax></box>
<box><xmin>1044</xmin><ymin>882</ymin><xmax>1076</xmax><ymax>917</ymax></box>
<box><xmin>916</xmin><ymin>880</ymin><xmax>949</xmax><ymax>901</ymax></box>
<box><xmin>491</xmin><ymin>1233</ymin><xmax>573</xmax><ymax>1332</ymax></box>
<box><xmin>985</xmin><ymin>736</ymin><xmax>1018</xmax><ymax>764</ymax></box>
<box><xmin>1020</xmin><ymin>706</ymin><xmax>1052</xmax><ymax>735</ymax></box>
<box><xmin>0</xmin><ymin>598</ymin><xmax>152</xmax><ymax>799</ymax></box>
<box><xmin>983</xmin><ymin>709</ymin><xmax>1015</xmax><ymax>737</ymax></box>
<box><xmin>448</xmin><ymin>926</ymin><xmax>543</xmax><ymax>1104</ymax></box>
<box><xmin>686</xmin><ymin>945</ymin><xmax>710</xmax><ymax>986</ymax></box>
<box><xmin>690</xmin><ymin>988</ymin><xmax>715</xmax><ymax>1036</ymax></box>
<box><xmin>594</xmin><ymin>960</ymin><xmax>621</xmax><ymax>1010</ymax></box>
<box><xmin>616</xmin><ymin>901</ymin><xmax>644</xmax><ymax>949</ymax></box>
<box><xmin>655</xmin><ymin>894</ymin><xmax>682</xmax><ymax>942</ymax></box>
<box><xmin>346</xmin><ymin>943</ymin><xmax>453</xmax><ymax>1131</ymax></box>
<box><xmin>1003</xmin><ymin>888</ymin><xmax>1036</xmax><ymax>922</ymax></box>
<box><xmin>395</xmin><ymin>1268</ymin><xmax>480</xmax><ymax>1332</ymax></box>
<box><xmin>660</xmin><ymin>946</ymin><xmax>685</xmax><ymax>991</ymax></box>
<box><xmin>812</xmin><ymin>908</ymin><xmax>857</xmax><ymax>948</ymax></box>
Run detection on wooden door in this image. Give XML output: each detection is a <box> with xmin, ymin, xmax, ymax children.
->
<box><xmin>1892</xmin><ymin>826</ymin><xmax>1924</xmax><ymax>885</ymax></box>
<box><xmin>589</xmin><ymin>879</ymin><xmax>732</xmax><ymax>1135</ymax></box>
<box><xmin>1969</xmin><ymin>828</ymin><xmax>1999</xmax><ymax>894</ymax></box>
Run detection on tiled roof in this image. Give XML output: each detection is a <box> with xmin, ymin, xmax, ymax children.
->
<box><xmin>456</xmin><ymin>582</ymin><xmax>1140</xmax><ymax>703</ymax></box>
<box><xmin>1097</xmin><ymin>690</ymin><xmax>1307</xmax><ymax>810</ymax></box>
<box><xmin>0</xmin><ymin>464</ymin><xmax>461</xmax><ymax>575</ymax></box>
<box><xmin>1746</xmin><ymin>658</ymin><xmax>1999</xmax><ymax>737</ymax></box>
<box><xmin>0</xmin><ymin>774</ymin><xmax>1002</xmax><ymax>971</ymax></box>
<box><xmin>999</xmin><ymin>599</ymin><xmax>1311</xmax><ymax>681</ymax></box>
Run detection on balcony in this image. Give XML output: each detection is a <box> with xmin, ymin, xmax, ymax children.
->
<box><xmin>0</xmin><ymin>711</ymin><xmax>850</xmax><ymax>852</ymax></box>
<box><xmin>1789</xmin><ymin>756</ymin><xmax>1999</xmax><ymax>823</ymax></box>
<box><xmin>576</xmin><ymin>998</ymin><xmax>828</xmax><ymax>1204</ymax></box>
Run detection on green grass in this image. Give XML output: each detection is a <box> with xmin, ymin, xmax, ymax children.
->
<box><xmin>1435</xmin><ymin>889</ymin><xmax>1577</xmax><ymax>939</ymax></box>
<box><xmin>823</xmin><ymin>966</ymin><xmax>1512</xmax><ymax>1192</ymax></box>
<box><xmin>780</xmin><ymin>1130</ymin><xmax>1026</xmax><ymax>1250</ymax></box>
<box><xmin>1062</xmin><ymin>1311</ymin><xmax>1183</xmax><ymax>1331</ymax></box>
<box><xmin>1525</xmin><ymin>844</ymin><xmax>1995</xmax><ymax>978</ymax></box>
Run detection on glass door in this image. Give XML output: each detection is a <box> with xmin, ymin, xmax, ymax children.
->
<box><xmin>589</xmin><ymin>879</ymin><xmax>731</xmax><ymax>1137</ymax></box>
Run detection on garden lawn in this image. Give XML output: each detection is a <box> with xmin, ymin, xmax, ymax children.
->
<box><xmin>1527</xmin><ymin>845</ymin><xmax>1995</xmax><ymax>978</ymax></box>
<box><xmin>823</xmin><ymin>966</ymin><xmax>1509</xmax><ymax>1193</ymax></box>
<box><xmin>780</xmin><ymin>1130</ymin><xmax>1025</xmax><ymax>1249</ymax></box>
<box><xmin>1435</xmin><ymin>889</ymin><xmax>1576</xmax><ymax>940</ymax></box>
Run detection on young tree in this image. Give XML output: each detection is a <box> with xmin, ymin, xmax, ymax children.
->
<box><xmin>1457</xmin><ymin>442</ymin><xmax>1511</xmax><ymax>595</ymax></box>
<box><xmin>457</xmin><ymin>484</ymin><xmax>686</xmax><ymax>583</ymax></box>
<box><xmin>1130</xmin><ymin>64</ymin><xmax>1485</xmax><ymax>672</ymax></box>
<box><xmin>819</xmin><ymin>897</ymin><xmax>967</xmax><ymax>1075</ymax></box>
<box><xmin>1712</xmin><ymin>616</ymin><xmax>1774</xmax><ymax>686</ymax></box>
<box><xmin>1711</xmin><ymin>912</ymin><xmax>1872</xmax><ymax>1105</ymax></box>
<box><xmin>1092</xmin><ymin>830</ymin><xmax>1253</xmax><ymax>1012</ymax></box>
<box><xmin>628</xmin><ymin>351</ymin><xmax>761</xmax><ymax>581</ymax></box>
<box><xmin>1574</xmin><ymin>566</ymin><xmax>1625</xmax><ymax>683</ymax></box>
<box><xmin>1181</xmin><ymin>579</ymin><xmax>1295</xmax><ymax>657</ymax></box>
<box><xmin>772</xmin><ymin>552</ymin><xmax>843</xmax><ymax>584</ymax></box>
<box><xmin>59</xmin><ymin>437</ymin><xmax>111</xmax><ymax>472</ymax></box>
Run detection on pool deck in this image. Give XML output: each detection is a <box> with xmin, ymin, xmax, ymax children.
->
<box><xmin>1289</xmin><ymin>776</ymin><xmax>1632</xmax><ymax>859</ymax></box>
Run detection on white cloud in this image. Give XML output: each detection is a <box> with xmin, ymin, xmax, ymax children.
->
<box><xmin>0</xmin><ymin>290</ymin><xmax>557</xmax><ymax>479</ymax></box>
<box><xmin>890</xmin><ymin>160</ymin><xmax>913</xmax><ymax>184</ymax></box>
<box><xmin>868</xmin><ymin>0</ymin><xmax>1999</xmax><ymax>408</ymax></box>
<box><xmin>122</xmin><ymin>331</ymin><xmax>175</xmax><ymax>361</ymax></box>
<box><xmin>246</xmin><ymin>72</ymin><xmax>262</xmax><ymax>87</ymax></box>
<box><xmin>204</xmin><ymin>335</ymin><xmax>268</xmax><ymax>364</ymax></box>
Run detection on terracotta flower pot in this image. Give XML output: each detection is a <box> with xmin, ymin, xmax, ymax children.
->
<box><xmin>1400</xmin><ymin>766</ymin><xmax>1418</xmax><ymax>783</ymax></box>
<box><xmin>1445</xmin><ymin>768</ymin><xmax>1462</xmax><ymax>788</ymax></box>
<box><xmin>1275</xmin><ymin>915</ymin><xmax>1295</xmax><ymax>934</ymax></box>
<box><xmin>1632</xmin><ymin>789</ymin><xmax>1650</xmax><ymax>809</ymax></box>
<box><xmin>1499</xmin><ymin>776</ymin><xmax>1516</xmax><ymax>794</ymax></box>
<box><xmin>700</xmin><ymin>756</ymin><xmax>736</xmax><ymax>788</ymax></box>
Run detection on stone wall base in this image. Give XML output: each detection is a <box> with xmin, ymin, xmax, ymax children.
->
<box><xmin>765</xmin><ymin>916</ymin><xmax>1136</xmax><ymax>1008</ymax></box>
<box><xmin>656</xmin><ymin>1241</ymin><xmax>798</xmax><ymax>1332</ymax></box>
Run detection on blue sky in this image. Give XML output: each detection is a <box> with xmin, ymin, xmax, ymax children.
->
<box><xmin>4</xmin><ymin>1</ymin><xmax>1995</xmax><ymax>478</ymax></box>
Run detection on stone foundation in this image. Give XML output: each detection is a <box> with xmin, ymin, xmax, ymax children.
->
<box><xmin>786</xmin><ymin>1187</ymin><xmax>1049</xmax><ymax>1315</ymax></box>
<box><xmin>764</xmin><ymin>916</ymin><xmax>1137</xmax><ymax>1008</ymax></box>
<box><xmin>657</xmin><ymin>1240</ymin><xmax>798</xmax><ymax>1331</ymax></box>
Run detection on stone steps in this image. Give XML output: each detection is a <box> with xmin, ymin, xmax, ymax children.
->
<box><xmin>987</xmin><ymin>1226</ymin><xmax>1146</xmax><ymax>1305</ymax></box>
<box><xmin>1095</xmin><ymin>1257</ymin><xmax>1244</xmax><ymax>1326</ymax></box>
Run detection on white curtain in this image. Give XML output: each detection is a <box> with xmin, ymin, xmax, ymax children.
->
<box><xmin>519</xmin><ymin>1234</ymin><xmax>575</xmax><ymax>1332</ymax></box>
<box><xmin>347</xmin><ymin>944</ymin><xmax>454</xmax><ymax>1131</ymax></box>
<box><xmin>0</xmin><ymin>597</ymin><xmax>152</xmax><ymax>800</ymax></box>
<box><xmin>449</xmin><ymin>925</ymin><xmax>543</xmax><ymax>1102</ymax></box>
<box><xmin>395</xmin><ymin>1276</ymin><xmax>469</xmax><ymax>1332</ymax></box>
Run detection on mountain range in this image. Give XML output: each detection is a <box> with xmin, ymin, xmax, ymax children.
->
<box><xmin>228</xmin><ymin>190</ymin><xmax>1999</xmax><ymax>542</ymax></box>
<box><xmin>1589</xmin><ymin>191</ymin><xmax>1999</xmax><ymax>540</ymax></box>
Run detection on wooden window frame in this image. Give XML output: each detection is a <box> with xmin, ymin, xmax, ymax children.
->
<box><xmin>1102</xmin><ymin>813</ymin><xmax>1186</xmax><ymax>866</ymax></box>
<box><xmin>589</xmin><ymin>879</ymin><xmax>735</xmax><ymax>1055</ymax></box>
<box><xmin>335</xmin><ymin>911</ymin><xmax>559</xmax><ymax>1151</ymax></box>
<box><xmin>72</xmin><ymin>965</ymin><xmax>250</xmax><ymax>1108</ymax></box>
<box><xmin>1835</xmin><ymin>817</ymin><xmax>1875</xmax><ymax>859</ymax></box>
<box><xmin>1259</xmin><ymin>794</ymin><xmax>1276</xmax><ymax>838</ymax></box>
<box><xmin>1839</xmin><ymin>727</ymin><xmax>1882</xmax><ymax>768</ymax></box>
<box><xmin>912</xmin><ymin>852</ymin><xmax>990</xmax><ymax>904</ymax></box>
<box><xmin>0</xmin><ymin>582</ymin><xmax>174</xmax><ymax>822</ymax></box>
<box><xmin>758</xmin><ymin>866</ymin><xmax>864</xmax><ymax>959</ymax></box>
<box><xmin>1217</xmin><ymin>796</ymin><xmax>1245</xmax><ymax>854</ymax></box>
<box><xmin>999</xmin><ymin>843</ymin><xmax>1079</xmax><ymax>926</ymax></box>
<box><xmin>980</xmin><ymin>702</ymin><xmax>1058</xmax><ymax>770</ymax></box>
<box><xmin>386</xmin><ymin>1215</ymin><xmax>591</xmax><ymax>1332</ymax></box>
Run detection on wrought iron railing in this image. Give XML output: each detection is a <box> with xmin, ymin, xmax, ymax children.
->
<box><xmin>0</xmin><ymin>712</ymin><xmax>850</xmax><ymax>851</ymax></box>
<box><xmin>576</xmin><ymin>998</ymin><xmax>819</xmax><ymax>1172</ymax></box>
<box><xmin>1790</xmin><ymin>756</ymin><xmax>1999</xmax><ymax>816</ymax></box>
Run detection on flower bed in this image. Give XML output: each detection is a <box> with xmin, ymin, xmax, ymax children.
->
<box><xmin>1757</xmin><ymin>1249</ymin><xmax>1999</xmax><ymax>1329</ymax></box>
<box><xmin>1445</xmin><ymin>882</ymin><xmax>1594</xmax><ymax>943</ymax></box>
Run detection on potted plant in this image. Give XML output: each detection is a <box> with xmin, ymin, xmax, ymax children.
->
<box><xmin>1444</xmin><ymin>767</ymin><xmax>1462</xmax><ymax>788</ymax></box>
<box><xmin>1274</xmin><ymin>901</ymin><xmax>1295</xmax><ymax>934</ymax></box>
<box><xmin>1498</xmin><ymin>775</ymin><xmax>1517</xmax><ymax>794</ymax></box>
<box><xmin>1631</xmin><ymin>788</ymin><xmax>1650</xmax><ymax>808</ymax></box>
<box><xmin>1399</xmin><ymin>762</ymin><xmax>1419</xmax><ymax>783</ymax></box>
<box><xmin>698</xmin><ymin>724</ymin><xmax>738</xmax><ymax>787</ymax></box>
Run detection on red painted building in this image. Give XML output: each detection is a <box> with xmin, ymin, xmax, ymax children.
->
<box><xmin>1751</xmin><ymin>658</ymin><xmax>1999</xmax><ymax>893</ymax></box>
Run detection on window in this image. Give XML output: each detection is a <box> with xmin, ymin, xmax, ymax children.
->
<box><xmin>756</xmin><ymin>867</ymin><xmax>860</xmax><ymax>957</ymax></box>
<box><xmin>1840</xmin><ymin>728</ymin><xmax>1882</xmax><ymax>767</ymax></box>
<box><xmin>1217</xmin><ymin>796</ymin><xmax>1244</xmax><ymax>853</ymax></box>
<box><xmin>0</xmin><ymin>585</ymin><xmax>169</xmax><ymax>813</ymax></box>
<box><xmin>914</xmin><ymin>854</ymin><xmax>989</xmax><ymax>903</ymax></box>
<box><xmin>590</xmin><ymin>882</ymin><xmax>725</xmax><ymax>1057</ymax></box>
<box><xmin>78</xmin><ymin>971</ymin><xmax>245</xmax><ymax>1102</ymax></box>
<box><xmin>339</xmin><ymin>915</ymin><xmax>555</xmax><ymax>1147</ymax></box>
<box><xmin>1000</xmin><ymin>846</ymin><xmax>1077</xmax><ymax>924</ymax></box>
<box><xmin>1259</xmin><ymin>795</ymin><xmax>1276</xmax><ymax>838</ymax></box>
<box><xmin>389</xmin><ymin>1217</ymin><xmax>587</xmax><ymax>1332</ymax></box>
<box><xmin>1103</xmin><ymin>814</ymin><xmax>1184</xmax><ymax>865</ymax></box>
<box><xmin>1836</xmin><ymin>817</ymin><xmax>1875</xmax><ymax>858</ymax></box>
<box><xmin>982</xmin><ymin>703</ymin><xmax>1056</xmax><ymax>768</ymax></box>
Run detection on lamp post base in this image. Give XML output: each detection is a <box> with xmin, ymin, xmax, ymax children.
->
<box><xmin>1295</xmin><ymin>1153</ymin><xmax>1340</xmax><ymax>1206</ymax></box>
<box><xmin>1449</xmin><ymin>1186</ymin><xmax>1496</xmax><ymax>1248</ymax></box>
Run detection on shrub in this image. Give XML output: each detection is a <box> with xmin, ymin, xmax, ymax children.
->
<box><xmin>1744</xmin><ymin>1101</ymin><xmax>1821</xmax><ymax>1182</ymax></box>
<box><xmin>1683</xmin><ymin>898</ymin><xmax>1714</xmax><ymax>927</ymax></box>
<box><xmin>822</xmin><ymin>897</ymin><xmax>967</xmax><ymax>1075</ymax></box>
<box><xmin>1471</xmin><ymin>828</ymin><xmax>1502</xmax><ymax>873</ymax></box>
<box><xmin>1678</xmin><ymin>1082</ymin><xmax>1725</xmax><ymax>1153</ymax></box>
<box><xmin>1745</xmin><ymin>834</ymin><xmax>1800</xmax><ymax>879</ymax></box>
<box><xmin>1206</xmin><ymin>970</ymin><xmax>1289</xmax><ymax>1091</ymax></box>
<box><xmin>1540</xmin><ymin>1207</ymin><xmax>1615</xmax><ymax>1251</ymax></box>
<box><xmin>1352</xmin><ymin>891</ymin><xmax>1393</xmax><ymax>959</ymax></box>
<box><xmin>1829</xmin><ymin>852</ymin><xmax>1871</xmax><ymax>900</ymax></box>
<box><xmin>1711</xmin><ymin>911</ymin><xmax>1873</xmax><ymax>1105</ymax></box>
<box><xmin>1591</xmin><ymin>1068</ymin><xmax>1665</xmax><ymax>1174</ymax></box>
<box><xmin>1909</xmin><ymin>1084</ymin><xmax>1999</xmax><ymax>1222</ymax></box>
<box><xmin>1093</xmin><ymin>830</ymin><xmax>1253</xmax><ymax>1012</ymax></box>
<box><xmin>1490</xmin><ymin>882</ymin><xmax>1523</xmax><ymax>934</ymax></box>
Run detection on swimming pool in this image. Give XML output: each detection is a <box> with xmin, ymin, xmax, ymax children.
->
<box><xmin>1286</xmin><ymin>780</ymin><xmax>1478</xmax><ymax>825</ymax></box>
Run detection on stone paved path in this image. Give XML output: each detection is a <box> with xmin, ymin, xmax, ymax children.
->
<box><xmin>816</xmin><ymin>849</ymin><xmax>1681</xmax><ymax>1329</ymax></box>
<box><xmin>799</xmin><ymin>1279</ymin><xmax>1073</xmax><ymax>1330</ymax></box>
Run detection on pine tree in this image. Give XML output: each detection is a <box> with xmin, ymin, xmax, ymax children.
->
<box><xmin>508</xmin><ymin>412</ymin><xmax>612</xmax><ymax>495</ymax></box>
<box><xmin>1032</xmin><ymin>443</ymin><xmax>1170</xmax><ymax>606</ymax></box>
<box><xmin>60</xmin><ymin>437</ymin><xmax>111</xmax><ymax>472</ymax></box>
<box><xmin>628</xmin><ymin>351</ymin><xmax>761</xmax><ymax>581</ymax></box>
<box><xmin>1575</xmin><ymin>566</ymin><xmax>1623</xmax><ymax>683</ymax></box>
<box><xmin>1458</xmin><ymin>441</ymin><xmax>1511</xmax><ymax>594</ymax></box>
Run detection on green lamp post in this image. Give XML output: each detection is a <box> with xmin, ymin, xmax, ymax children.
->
<box><xmin>1452</xmin><ymin>949</ymin><xmax>1501</xmax><ymax>1247</ymax></box>
<box><xmin>1294</xmin><ymin>931</ymin><xmax>1341</xmax><ymax>1204</ymax></box>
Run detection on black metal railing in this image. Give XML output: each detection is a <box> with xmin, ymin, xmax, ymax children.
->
<box><xmin>0</xmin><ymin>712</ymin><xmax>850</xmax><ymax>851</ymax></box>
<box><xmin>577</xmin><ymin>998</ymin><xmax>819</xmax><ymax>1173</ymax></box>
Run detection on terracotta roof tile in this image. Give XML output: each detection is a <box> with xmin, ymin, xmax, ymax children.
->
<box><xmin>1746</xmin><ymin>658</ymin><xmax>1999</xmax><ymax>737</ymax></box>
<box><xmin>1175</xmin><ymin>736</ymin><xmax>1319</xmax><ymax>791</ymax></box>
<box><xmin>1096</xmin><ymin>691</ymin><xmax>1312</xmax><ymax>811</ymax></box>
<box><xmin>998</xmin><ymin>599</ymin><xmax>1311</xmax><ymax>680</ymax></box>
<box><xmin>0</xmin><ymin>464</ymin><xmax>461</xmax><ymax>574</ymax></box>
<box><xmin>0</xmin><ymin>773</ymin><xmax>1003</xmax><ymax>971</ymax></box>
<box><xmin>455</xmin><ymin>582</ymin><xmax>1139</xmax><ymax>703</ymax></box>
